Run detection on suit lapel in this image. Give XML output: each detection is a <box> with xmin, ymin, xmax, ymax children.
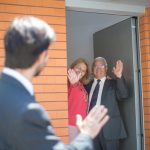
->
<box><xmin>85</xmin><ymin>80</ymin><xmax>94</xmax><ymax>103</ymax></box>
<box><xmin>86</xmin><ymin>80</ymin><xmax>94</xmax><ymax>94</ymax></box>
<box><xmin>87</xmin><ymin>79</ymin><xmax>111</xmax><ymax>105</ymax></box>
<box><xmin>101</xmin><ymin>79</ymin><xmax>110</xmax><ymax>105</ymax></box>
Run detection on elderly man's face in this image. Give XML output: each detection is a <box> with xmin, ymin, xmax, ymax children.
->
<box><xmin>93</xmin><ymin>59</ymin><xmax>107</xmax><ymax>79</ymax></box>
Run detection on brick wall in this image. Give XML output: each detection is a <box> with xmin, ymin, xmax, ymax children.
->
<box><xmin>0</xmin><ymin>0</ymin><xmax>68</xmax><ymax>143</ymax></box>
<box><xmin>140</xmin><ymin>7</ymin><xmax>150</xmax><ymax>149</ymax></box>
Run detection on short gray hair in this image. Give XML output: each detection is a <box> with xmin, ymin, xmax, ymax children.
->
<box><xmin>94</xmin><ymin>57</ymin><xmax>107</xmax><ymax>66</ymax></box>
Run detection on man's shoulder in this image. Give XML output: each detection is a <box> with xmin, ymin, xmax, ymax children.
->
<box><xmin>84</xmin><ymin>79</ymin><xmax>93</xmax><ymax>93</ymax></box>
<box><xmin>85</xmin><ymin>79</ymin><xmax>94</xmax><ymax>87</ymax></box>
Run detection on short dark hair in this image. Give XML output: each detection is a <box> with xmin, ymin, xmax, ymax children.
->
<box><xmin>4</xmin><ymin>16</ymin><xmax>55</xmax><ymax>69</ymax></box>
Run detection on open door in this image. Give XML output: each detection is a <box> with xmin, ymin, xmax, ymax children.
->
<box><xmin>93</xmin><ymin>18</ymin><xmax>144</xmax><ymax>150</ymax></box>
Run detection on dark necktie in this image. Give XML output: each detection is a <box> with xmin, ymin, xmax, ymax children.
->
<box><xmin>89</xmin><ymin>79</ymin><xmax>100</xmax><ymax>112</ymax></box>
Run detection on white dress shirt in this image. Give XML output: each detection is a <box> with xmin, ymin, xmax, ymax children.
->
<box><xmin>3</xmin><ymin>67</ymin><xmax>34</xmax><ymax>96</ymax></box>
<box><xmin>88</xmin><ymin>76</ymin><xmax>106</xmax><ymax>111</ymax></box>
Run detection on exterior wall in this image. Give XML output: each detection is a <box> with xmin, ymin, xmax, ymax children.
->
<box><xmin>0</xmin><ymin>0</ymin><xmax>68</xmax><ymax>143</ymax></box>
<box><xmin>140</xmin><ymin>7</ymin><xmax>150</xmax><ymax>149</ymax></box>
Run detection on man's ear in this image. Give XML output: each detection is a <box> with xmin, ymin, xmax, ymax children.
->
<box><xmin>37</xmin><ymin>50</ymin><xmax>48</xmax><ymax>64</ymax></box>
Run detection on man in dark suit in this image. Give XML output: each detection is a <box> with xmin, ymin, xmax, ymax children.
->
<box><xmin>85</xmin><ymin>57</ymin><xmax>129</xmax><ymax>150</ymax></box>
<box><xmin>0</xmin><ymin>16</ymin><xmax>109</xmax><ymax>150</ymax></box>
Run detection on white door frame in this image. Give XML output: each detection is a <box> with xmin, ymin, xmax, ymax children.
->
<box><xmin>66</xmin><ymin>0</ymin><xmax>145</xmax><ymax>16</ymax></box>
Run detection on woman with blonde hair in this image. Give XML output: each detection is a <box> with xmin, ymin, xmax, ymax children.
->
<box><xmin>68</xmin><ymin>58</ymin><xmax>90</xmax><ymax>141</ymax></box>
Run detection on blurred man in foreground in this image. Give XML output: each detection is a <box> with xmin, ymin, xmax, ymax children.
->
<box><xmin>0</xmin><ymin>16</ymin><xmax>109</xmax><ymax>150</ymax></box>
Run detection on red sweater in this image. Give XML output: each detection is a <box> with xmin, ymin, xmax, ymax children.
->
<box><xmin>68</xmin><ymin>82</ymin><xmax>88</xmax><ymax>126</ymax></box>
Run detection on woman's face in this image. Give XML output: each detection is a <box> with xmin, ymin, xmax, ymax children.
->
<box><xmin>73</xmin><ymin>62</ymin><xmax>87</xmax><ymax>80</ymax></box>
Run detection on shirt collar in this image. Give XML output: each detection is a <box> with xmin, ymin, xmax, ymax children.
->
<box><xmin>3</xmin><ymin>67</ymin><xmax>34</xmax><ymax>96</ymax></box>
<box><xmin>94</xmin><ymin>76</ymin><xmax>106</xmax><ymax>84</ymax></box>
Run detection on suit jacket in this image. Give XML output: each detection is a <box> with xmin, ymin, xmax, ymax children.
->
<box><xmin>85</xmin><ymin>76</ymin><xmax>129</xmax><ymax>140</ymax></box>
<box><xmin>0</xmin><ymin>73</ymin><xmax>93</xmax><ymax>150</ymax></box>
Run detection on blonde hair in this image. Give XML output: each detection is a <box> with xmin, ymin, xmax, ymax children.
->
<box><xmin>70</xmin><ymin>58</ymin><xmax>90</xmax><ymax>85</ymax></box>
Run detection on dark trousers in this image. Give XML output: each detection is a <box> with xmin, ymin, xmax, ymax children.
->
<box><xmin>93</xmin><ymin>132</ymin><xmax>119</xmax><ymax>150</ymax></box>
